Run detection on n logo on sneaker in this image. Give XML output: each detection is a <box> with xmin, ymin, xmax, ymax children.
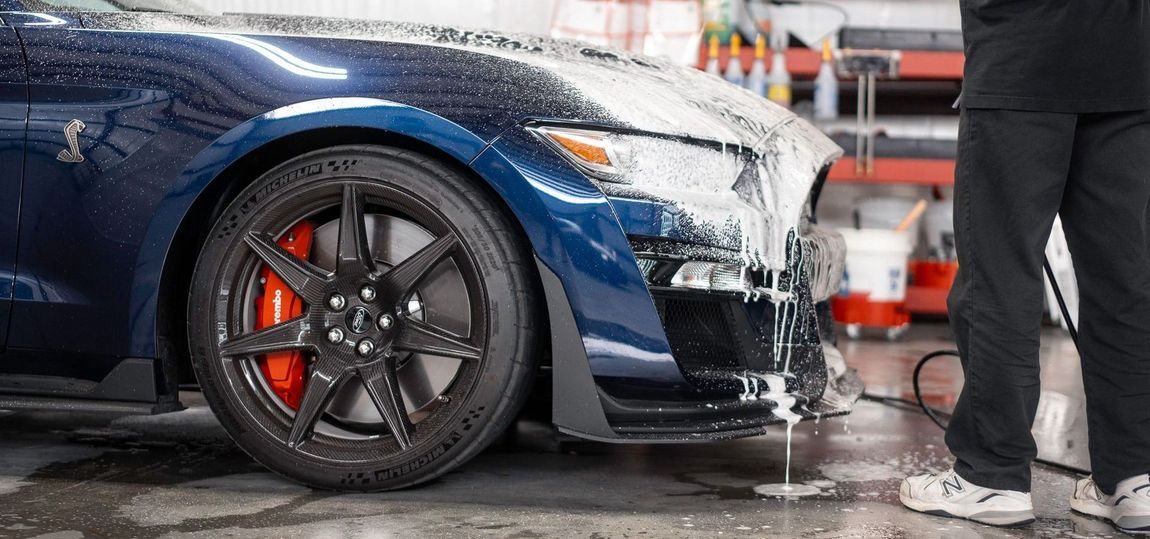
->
<box><xmin>942</xmin><ymin>476</ymin><xmax>965</xmax><ymax>497</ymax></box>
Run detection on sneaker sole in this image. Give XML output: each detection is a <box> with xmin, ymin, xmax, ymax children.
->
<box><xmin>1071</xmin><ymin>498</ymin><xmax>1150</xmax><ymax>535</ymax></box>
<box><xmin>901</xmin><ymin>490</ymin><xmax>1035</xmax><ymax>527</ymax></box>
<box><xmin>922</xmin><ymin>509</ymin><xmax>1036</xmax><ymax>528</ymax></box>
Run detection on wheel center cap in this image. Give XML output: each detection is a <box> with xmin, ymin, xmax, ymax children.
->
<box><xmin>345</xmin><ymin>306</ymin><xmax>372</xmax><ymax>334</ymax></box>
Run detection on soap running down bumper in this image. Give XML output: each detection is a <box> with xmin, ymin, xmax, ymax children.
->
<box><xmin>633</xmin><ymin>225</ymin><xmax>846</xmax><ymax>303</ymax></box>
<box><xmin>575</xmin><ymin>225</ymin><xmax>861</xmax><ymax>442</ymax></box>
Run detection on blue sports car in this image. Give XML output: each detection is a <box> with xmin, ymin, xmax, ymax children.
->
<box><xmin>0</xmin><ymin>0</ymin><xmax>862</xmax><ymax>490</ymax></box>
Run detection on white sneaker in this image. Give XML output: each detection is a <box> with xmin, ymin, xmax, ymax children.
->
<box><xmin>900</xmin><ymin>469</ymin><xmax>1035</xmax><ymax>527</ymax></box>
<box><xmin>1071</xmin><ymin>475</ymin><xmax>1150</xmax><ymax>535</ymax></box>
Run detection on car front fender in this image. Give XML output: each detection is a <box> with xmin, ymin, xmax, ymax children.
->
<box><xmin>136</xmin><ymin>98</ymin><xmax>689</xmax><ymax>439</ymax></box>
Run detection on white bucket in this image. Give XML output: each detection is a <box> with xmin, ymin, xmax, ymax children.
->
<box><xmin>856</xmin><ymin>197</ymin><xmax>922</xmax><ymax>241</ymax></box>
<box><xmin>838</xmin><ymin>228</ymin><xmax>914</xmax><ymax>302</ymax></box>
<box><xmin>925</xmin><ymin>200</ymin><xmax>955</xmax><ymax>260</ymax></box>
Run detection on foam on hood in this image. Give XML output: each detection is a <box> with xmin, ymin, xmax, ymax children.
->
<box><xmin>81</xmin><ymin>13</ymin><xmax>812</xmax><ymax>148</ymax></box>
<box><xmin>79</xmin><ymin>13</ymin><xmax>843</xmax><ymax>276</ymax></box>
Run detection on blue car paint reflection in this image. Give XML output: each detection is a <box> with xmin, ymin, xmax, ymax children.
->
<box><xmin>0</xmin><ymin>5</ymin><xmax>863</xmax><ymax>443</ymax></box>
<box><xmin>0</xmin><ymin>7</ymin><xmax>695</xmax><ymax>405</ymax></box>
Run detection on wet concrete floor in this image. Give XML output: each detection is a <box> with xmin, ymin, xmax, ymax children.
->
<box><xmin>0</xmin><ymin>323</ymin><xmax>1128</xmax><ymax>538</ymax></box>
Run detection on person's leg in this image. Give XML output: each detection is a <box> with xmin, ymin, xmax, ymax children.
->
<box><xmin>944</xmin><ymin>108</ymin><xmax>1077</xmax><ymax>492</ymax></box>
<box><xmin>1059</xmin><ymin>109</ymin><xmax>1150</xmax><ymax>495</ymax></box>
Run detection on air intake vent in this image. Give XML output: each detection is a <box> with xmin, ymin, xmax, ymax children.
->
<box><xmin>658</xmin><ymin>297</ymin><xmax>742</xmax><ymax>372</ymax></box>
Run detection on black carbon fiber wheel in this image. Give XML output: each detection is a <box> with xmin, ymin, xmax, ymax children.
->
<box><xmin>189</xmin><ymin>145</ymin><xmax>540</xmax><ymax>491</ymax></box>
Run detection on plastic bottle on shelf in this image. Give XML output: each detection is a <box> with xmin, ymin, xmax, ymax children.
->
<box><xmin>702</xmin><ymin>0</ymin><xmax>733</xmax><ymax>44</ymax></box>
<box><xmin>705</xmin><ymin>34</ymin><xmax>722</xmax><ymax>76</ymax></box>
<box><xmin>724</xmin><ymin>33</ymin><xmax>745</xmax><ymax>87</ymax></box>
<box><xmin>745</xmin><ymin>34</ymin><xmax>767</xmax><ymax>97</ymax></box>
<box><xmin>813</xmin><ymin>38</ymin><xmax>839</xmax><ymax>120</ymax></box>
<box><xmin>766</xmin><ymin>32</ymin><xmax>792</xmax><ymax>108</ymax></box>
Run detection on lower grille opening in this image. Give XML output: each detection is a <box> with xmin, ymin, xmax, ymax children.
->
<box><xmin>658</xmin><ymin>296</ymin><xmax>742</xmax><ymax>373</ymax></box>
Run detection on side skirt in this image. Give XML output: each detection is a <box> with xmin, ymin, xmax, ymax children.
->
<box><xmin>0</xmin><ymin>358</ymin><xmax>182</xmax><ymax>414</ymax></box>
<box><xmin>0</xmin><ymin>394</ymin><xmax>165</xmax><ymax>415</ymax></box>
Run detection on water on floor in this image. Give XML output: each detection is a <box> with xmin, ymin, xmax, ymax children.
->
<box><xmin>0</xmin><ymin>324</ymin><xmax>1122</xmax><ymax>538</ymax></box>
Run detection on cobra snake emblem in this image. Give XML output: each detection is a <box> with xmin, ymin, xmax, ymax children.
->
<box><xmin>57</xmin><ymin>119</ymin><xmax>86</xmax><ymax>163</ymax></box>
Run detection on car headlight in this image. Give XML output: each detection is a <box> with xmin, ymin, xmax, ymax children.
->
<box><xmin>528</xmin><ymin>125</ymin><xmax>633</xmax><ymax>183</ymax></box>
<box><xmin>529</xmin><ymin>119</ymin><xmax>841</xmax><ymax>275</ymax></box>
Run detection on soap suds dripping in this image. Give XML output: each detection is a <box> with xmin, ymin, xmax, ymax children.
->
<box><xmin>750</xmin><ymin>373</ymin><xmax>819</xmax><ymax>497</ymax></box>
<box><xmin>733</xmin><ymin>234</ymin><xmax>822</xmax><ymax>497</ymax></box>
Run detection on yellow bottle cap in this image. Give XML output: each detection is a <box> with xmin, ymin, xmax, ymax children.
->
<box><xmin>768</xmin><ymin>84</ymin><xmax>793</xmax><ymax>107</ymax></box>
<box><xmin>755</xmin><ymin>34</ymin><xmax>766</xmax><ymax>59</ymax></box>
<box><xmin>822</xmin><ymin>38</ymin><xmax>833</xmax><ymax>62</ymax></box>
<box><xmin>730</xmin><ymin>33</ymin><xmax>741</xmax><ymax>53</ymax></box>
<box><xmin>709</xmin><ymin>34</ymin><xmax>720</xmax><ymax>59</ymax></box>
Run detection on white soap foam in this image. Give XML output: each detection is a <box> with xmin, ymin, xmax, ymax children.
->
<box><xmin>753</xmin><ymin>483</ymin><xmax>821</xmax><ymax>497</ymax></box>
<box><xmin>737</xmin><ymin>372</ymin><xmax>805</xmax><ymax>492</ymax></box>
<box><xmin>83</xmin><ymin>13</ymin><xmax>843</xmax><ymax>277</ymax></box>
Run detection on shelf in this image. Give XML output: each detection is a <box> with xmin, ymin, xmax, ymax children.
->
<box><xmin>900</xmin><ymin>50</ymin><xmax>966</xmax><ymax>81</ymax></box>
<box><xmin>827</xmin><ymin>157</ymin><xmax>955</xmax><ymax>186</ymax></box>
<box><xmin>697</xmin><ymin>46</ymin><xmax>965</xmax><ymax>81</ymax></box>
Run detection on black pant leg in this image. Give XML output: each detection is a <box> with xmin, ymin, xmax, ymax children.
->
<box><xmin>1059</xmin><ymin>110</ymin><xmax>1150</xmax><ymax>495</ymax></box>
<box><xmin>945</xmin><ymin>108</ymin><xmax>1078</xmax><ymax>492</ymax></box>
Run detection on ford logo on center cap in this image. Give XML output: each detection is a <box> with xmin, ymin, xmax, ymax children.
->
<box><xmin>346</xmin><ymin>306</ymin><xmax>372</xmax><ymax>334</ymax></box>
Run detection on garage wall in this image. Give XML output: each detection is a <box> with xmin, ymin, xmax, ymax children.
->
<box><xmin>193</xmin><ymin>0</ymin><xmax>558</xmax><ymax>34</ymax></box>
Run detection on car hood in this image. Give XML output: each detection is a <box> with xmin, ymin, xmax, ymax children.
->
<box><xmin>78</xmin><ymin>12</ymin><xmax>842</xmax><ymax>275</ymax></box>
<box><xmin>79</xmin><ymin>12</ymin><xmax>811</xmax><ymax>150</ymax></box>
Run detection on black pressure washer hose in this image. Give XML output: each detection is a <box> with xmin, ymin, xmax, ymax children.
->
<box><xmin>862</xmin><ymin>257</ymin><xmax>1089</xmax><ymax>475</ymax></box>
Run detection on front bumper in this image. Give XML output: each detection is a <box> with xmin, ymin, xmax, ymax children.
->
<box><xmin>593</xmin><ymin>341</ymin><xmax>863</xmax><ymax>441</ymax></box>
<box><xmin>554</xmin><ymin>204</ymin><xmax>861</xmax><ymax>441</ymax></box>
<box><xmin>477</xmin><ymin>122</ymin><xmax>859</xmax><ymax>442</ymax></box>
<box><xmin>591</xmin><ymin>226</ymin><xmax>861</xmax><ymax>441</ymax></box>
<box><xmin>537</xmin><ymin>244</ymin><xmax>863</xmax><ymax>443</ymax></box>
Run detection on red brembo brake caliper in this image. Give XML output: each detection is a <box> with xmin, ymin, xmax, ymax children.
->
<box><xmin>254</xmin><ymin>221</ymin><xmax>315</xmax><ymax>410</ymax></box>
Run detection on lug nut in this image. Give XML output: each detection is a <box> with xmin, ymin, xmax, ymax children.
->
<box><xmin>359</xmin><ymin>285</ymin><xmax>377</xmax><ymax>302</ymax></box>
<box><xmin>326</xmin><ymin>327</ymin><xmax>345</xmax><ymax>344</ymax></box>
<box><xmin>328</xmin><ymin>293</ymin><xmax>346</xmax><ymax>311</ymax></box>
<box><xmin>378</xmin><ymin>314</ymin><xmax>395</xmax><ymax>330</ymax></box>
<box><xmin>356</xmin><ymin>339</ymin><xmax>375</xmax><ymax>357</ymax></box>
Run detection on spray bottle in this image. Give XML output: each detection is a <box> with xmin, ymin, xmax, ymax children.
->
<box><xmin>724</xmin><ymin>33</ymin><xmax>745</xmax><ymax>87</ymax></box>
<box><xmin>766</xmin><ymin>31</ymin><xmax>792</xmax><ymax>108</ymax></box>
<box><xmin>745</xmin><ymin>34</ymin><xmax>767</xmax><ymax>97</ymax></box>
<box><xmin>705</xmin><ymin>34</ymin><xmax>722</xmax><ymax>77</ymax></box>
<box><xmin>813</xmin><ymin>38</ymin><xmax>839</xmax><ymax>120</ymax></box>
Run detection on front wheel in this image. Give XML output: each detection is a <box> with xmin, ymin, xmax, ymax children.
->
<box><xmin>188</xmin><ymin>146</ymin><xmax>540</xmax><ymax>491</ymax></box>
